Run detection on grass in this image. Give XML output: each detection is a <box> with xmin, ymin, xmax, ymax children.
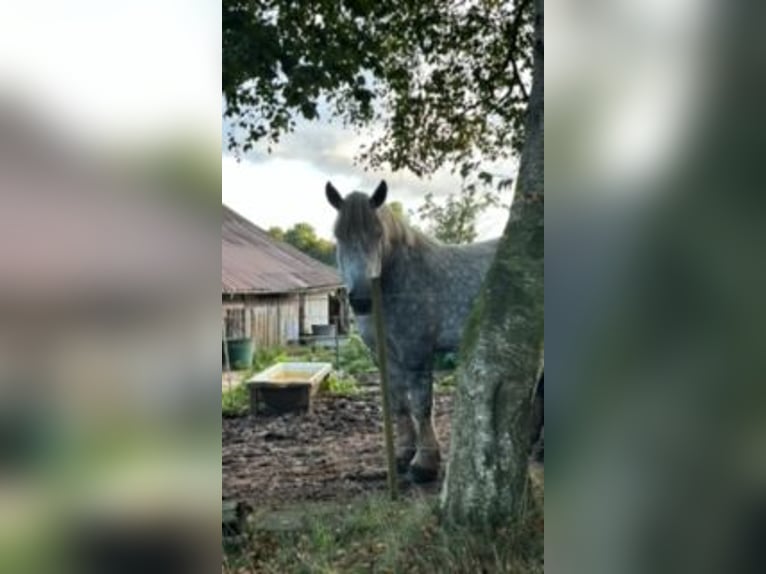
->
<box><xmin>250</xmin><ymin>347</ymin><xmax>292</xmax><ymax>374</ymax></box>
<box><xmin>300</xmin><ymin>333</ymin><xmax>377</xmax><ymax>377</ymax></box>
<box><xmin>320</xmin><ymin>373</ymin><xmax>361</xmax><ymax>396</ymax></box>
<box><xmin>223</xmin><ymin>494</ymin><xmax>543</xmax><ymax>573</ymax></box>
<box><xmin>435</xmin><ymin>371</ymin><xmax>458</xmax><ymax>393</ymax></box>
<box><xmin>222</xmin><ymin>383</ymin><xmax>249</xmax><ymax>417</ymax></box>
<box><xmin>233</xmin><ymin>334</ymin><xmax>376</xmax><ymax>376</ymax></box>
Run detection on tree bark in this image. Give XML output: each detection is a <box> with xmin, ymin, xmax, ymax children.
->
<box><xmin>440</xmin><ymin>0</ymin><xmax>544</xmax><ymax>529</ymax></box>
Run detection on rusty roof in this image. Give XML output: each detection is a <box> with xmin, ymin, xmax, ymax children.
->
<box><xmin>222</xmin><ymin>205</ymin><xmax>342</xmax><ymax>294</ymax></box>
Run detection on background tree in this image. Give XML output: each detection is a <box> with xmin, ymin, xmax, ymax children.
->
<box><xmin>387</xmin><ymin>200</ymin><xmax>407</xmax><ymax>223</ymax></box>
<box><xmin>267</xmin><ymin>225</ymin><xmax>285</xmax><ymax>242</ymax></box>
<box><xmin>224</xmin><ymin>0</ymin><xmax>543</xmax><ymax>533</ymax></box>
<box><xmin>415</xmin><ymin>183</ymin><xmax>506</xmax><ymax>244</ymax></box>
<box><xmin>269</xmin><ymin>222</ymin><xmax>336</xmax><ymax>266</ymax></box>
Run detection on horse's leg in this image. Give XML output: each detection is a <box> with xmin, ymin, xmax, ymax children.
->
<box><xmin>409</xmin><ymin>368</ymin><xmax>440</xmax><ymax>483</ymax></box>
<box><xmin>388</xmin><ymin>361</ymin><xmax>416</xmax><ymax>474</ymax></box>
<box><xmin>395</xmin><ymin>414</ymin><xmax>417</xmax><ymax>474</ymax></box>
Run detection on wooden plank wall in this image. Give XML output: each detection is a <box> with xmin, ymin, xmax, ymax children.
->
<box><xmin>224</xmin><ymin>290</ymin><xmax>334</xmax><ymax>350</ymax></box>
<box><xmin>247</xmin><ymin>295</ymin><xmax>300</xmax><ymax>348</ymax></box>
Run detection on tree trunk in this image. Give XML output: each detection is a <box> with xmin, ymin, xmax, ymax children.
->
<box><xmin>440</xmin><ymin>0</ymin><xmax>544</xmax><ymax>529</ymax></box>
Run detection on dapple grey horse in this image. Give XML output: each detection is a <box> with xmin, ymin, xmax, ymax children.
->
<box><xmin>326</xmin><ymin>180</ymin><xmax>500</xmax><ymax>482</ymax></box>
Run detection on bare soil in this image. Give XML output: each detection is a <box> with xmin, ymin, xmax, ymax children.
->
<box><xmin>222</xmin><ymin>389</ymin><xmax>454</xmax><ymax>509</ymax></box>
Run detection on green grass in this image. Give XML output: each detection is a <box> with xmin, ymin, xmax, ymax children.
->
<box><xmin>299</xmin><ymin>334</ymin><xmax>377</xmax><ymax>376</ymax></box>
<box><xmin>435</xmin><ymin>372</ymin><xmax>458</xmax><ymax>394</ymax></box>
<box><xmin>222</xmin><ymin>382</ymin><xmax>249</xmax><ymax>417</ymax></box>
<box><xmin>336</xmin><ymin>334</ymin><xmax>377</xmax><ymax>375</ymax></box>
<box><xmin>223</xmin><ymin>494</ymin><xmax>543</xmax><ymax>573</ymax></box>
<box><xmin>320</xmin><ymin>373</ymin><xmax>361</xmax><ymax>396</ymax></box>
<box><xmin>243</xmin><ymin>334</ymin><xmax>376</xmax><ymax>375</ymax></box>
<box><xmin>251</xmin><ymin>347</ymin><xmax>291</xmax><ymax>374</ymax></box>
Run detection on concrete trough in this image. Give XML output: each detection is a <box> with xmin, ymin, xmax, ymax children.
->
<box><xmin>246</xmin><ymin>362</ymin><xmax>333</xmax><ymax>414</ymax></box>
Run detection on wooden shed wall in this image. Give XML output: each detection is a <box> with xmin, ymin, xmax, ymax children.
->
<box><xmin>223</xmin><ymin>289</ymin><xmax>338</xmax><ymax>349</ymax></box>
<box><xmin>223</xmin><ymin>294</ymin><xmax>296</xmax><ymax>348</ymax></box>
<box><xmin>248</xmin><ymin>295</ymin><xmax>299</xmax><ymax>348</ymax></box>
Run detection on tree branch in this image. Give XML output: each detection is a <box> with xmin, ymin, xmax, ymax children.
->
<box><xmin>505</xmin><ymin>0</ymin><xmax>531</xmax><ymax>103</ymax></box>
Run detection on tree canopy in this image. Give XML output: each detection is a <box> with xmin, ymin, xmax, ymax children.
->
<box><xmin>415</xmin><ymin>185</ymin><xmax>504</xmax><ymax>244</ymax></box>
<box><xmin>268</xmin><ymin>222</ymin><xmax>336</xmax><ymax>266</ymax></box>
<box><xmin>223</xmin><ymin>0</ymin><xmax>533</xmax><ymax>178</ymax></box>
<box><xmin>386</xmin><ymin>200</ymin><xmax>407</xmax><ymax>222</ymax></box>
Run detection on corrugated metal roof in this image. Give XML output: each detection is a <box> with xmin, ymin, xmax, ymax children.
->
<box><xmin>222</xmin><ymin>205</ymin><xmax>343</xmax><ymax>294</ymax></box>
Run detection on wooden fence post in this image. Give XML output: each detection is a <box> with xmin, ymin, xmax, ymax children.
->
<box><xmin>371</xmin><ymin>277</ymin><xmax>398</xmax><ymax>500</ymax></box>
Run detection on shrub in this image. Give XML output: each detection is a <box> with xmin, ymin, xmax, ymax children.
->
<box><xmin>338</xmin><ymin>334</ymin><xmax>376</xmax><ymax>375</ymax></box>
<box><xmin>249</xmin><ymin>347</ymin><xmax>290</xmax><ymax>375</ymax></box>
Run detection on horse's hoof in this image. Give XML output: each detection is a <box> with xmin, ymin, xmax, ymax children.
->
<box><xmin>410</xmin><ymin>464</ymin><xmax>439</xmax><ymax>484</ymax></box>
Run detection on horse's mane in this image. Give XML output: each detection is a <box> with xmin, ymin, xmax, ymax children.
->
<box><xmin>379</xmin><ymin>205</ymin><xmax>437</xmax><ymax>254</ymax></box>
<box><xmin>333</xmin><ymin>192</ymin><xmax>437</xmax><ymax>257</ymax></box>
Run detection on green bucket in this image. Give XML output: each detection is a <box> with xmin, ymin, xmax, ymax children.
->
<box><xmin>223</xmin><ymin>338</ymin><xmax>254</xmax><ymax>370</ymax></box>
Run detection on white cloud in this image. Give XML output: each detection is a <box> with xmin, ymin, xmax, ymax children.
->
<box><xmin>223</xmin><ymin>152</ymin><xmax>511</xmax><ymax>242</ymax></box>
<box><xmin>223</xmin><ymin>114</ymin><xmax>513</xmax><ymax>241</ymax></box>
<box><xmin>222</xmin><ymin>155</ymin><xmax>356</xmax><ymax>239</ymax></box>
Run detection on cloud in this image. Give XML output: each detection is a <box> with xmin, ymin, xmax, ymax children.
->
<box><xmin>222</xmin><ymin>112</ymin><xmax>515</xmax><ymax>240</ymax></box>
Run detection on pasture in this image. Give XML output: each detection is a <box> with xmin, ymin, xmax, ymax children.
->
<box><xmin>222</xmin><ymin>341</ymin><xmax>543</xmax><ymax>572</ymax></box>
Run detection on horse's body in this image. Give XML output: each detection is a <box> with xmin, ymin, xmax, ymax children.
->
<box><xmin>326</xmin><ymin>181</ymin><xmax>499</xmax><ymax>481</ymax></box>
<box><xmin>354</xmin><ymin>237</ymin><xmax>498</xmax><ymax>354</ymax></box>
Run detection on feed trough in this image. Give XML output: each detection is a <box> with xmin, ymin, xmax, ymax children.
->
<box><xmin>246</xmin><ymin>362</ymin><xmax>333</xmax><ymax>414</ymax></box>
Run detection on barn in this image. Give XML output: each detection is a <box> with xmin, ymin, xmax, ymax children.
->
<box><xmin>222</xmin><ymin>205</ymin><xmax>347</xmax><ymax>352</ymax></box>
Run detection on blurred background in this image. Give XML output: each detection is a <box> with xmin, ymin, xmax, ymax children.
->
<box><xmin>547</xmin><ymin>0</ymin><xmax>766</xmax><ymax>573</ymax></box>
<box><xmin>0</xmin><ymin>2</ymin><xmax>221</xmax><ymax>573</ymax></box>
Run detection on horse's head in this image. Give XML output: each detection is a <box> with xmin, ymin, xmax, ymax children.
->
<box><xmin>325</xmin><ymin>180</ymin><xmax>388</xmax><ymax>314</ymax></box>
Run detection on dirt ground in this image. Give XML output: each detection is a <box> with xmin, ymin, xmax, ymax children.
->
<box><xmin>222</xmin><ymin>388</ymin><xmax>455</xmax><ymax>509</ymax></box>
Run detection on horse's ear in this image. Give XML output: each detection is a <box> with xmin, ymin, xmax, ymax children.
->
<box><xmin>325</xmin><ymin>182</ymin><xmax>343</xmax><ymax>210</ymax></box>
<box><xmin>370</xmin><ymin>180</ymin><xmax>387</xmax><ymax>209</ymax></box>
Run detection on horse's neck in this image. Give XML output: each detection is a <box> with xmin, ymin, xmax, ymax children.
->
<box><xmin>382</xmin><ymin>237</ymin><xmax>433</xmax><ymax>279</ymax></box>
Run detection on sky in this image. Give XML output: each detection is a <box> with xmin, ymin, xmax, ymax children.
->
<box><xmin>221</xmin><ymin>116</ymin><xmax>515</xmax><ymax>242</ymax></box>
